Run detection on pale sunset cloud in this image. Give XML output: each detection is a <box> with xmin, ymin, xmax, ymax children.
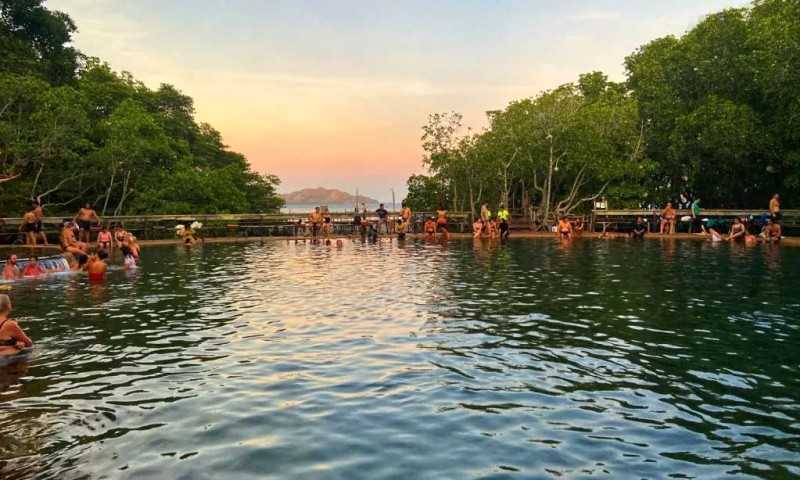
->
<box><xmin>49</xmin><ymin>0</ymin><xmax>749</xmax><ymax>201</ymax></box>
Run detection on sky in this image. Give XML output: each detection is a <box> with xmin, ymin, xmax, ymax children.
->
<box><xmin>48</xmin><ymin>0</ymin><xmax>748</xmax><ymax>202</ymax></box>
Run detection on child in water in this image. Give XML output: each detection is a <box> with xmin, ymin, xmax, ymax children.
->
<box><xmin>472</xmin><ymin>218</ymin><xmax>483</xmax><ymax>238</ymax></box>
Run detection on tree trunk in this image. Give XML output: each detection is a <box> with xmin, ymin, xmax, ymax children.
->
<box><xmin>101</xmin><ymin>165</ymin><xmax>117</xmax><ymax>217</ymax></box>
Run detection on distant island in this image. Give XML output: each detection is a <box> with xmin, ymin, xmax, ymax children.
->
<box><xmin>280</xmin><ymin>187</ymin><xmax>379</xmax><ymax>205</ymax></box>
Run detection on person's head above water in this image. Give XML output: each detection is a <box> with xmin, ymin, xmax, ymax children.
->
<box><xmin>97</xmin><ymin>250</ymin><xmax>108</xmax><ymax>260</ymax></box>
<box><xmin>28</xmin><ymin>255</ymin><xmax>37</xmax><ymax>265</ymax></box>
<box><xmin>77</xmin><ymin>254</ymin><xmax>89</xmax><ymax>267</ymax></box>
<box><xmin>6</xmin><ymin>254</ymin><xmax>17</xmax><ymax>264</ymax></box>
<box><xmin>121</xmin><ymin>245</ymin><xmax>131</xmax><ymax>256</ymax></box>
<box><xmin>0</xmin><ymin>294</ymin><xmax>11</xmax><ymax>315</ymax></box>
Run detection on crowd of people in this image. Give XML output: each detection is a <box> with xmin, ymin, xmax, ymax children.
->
<box><xmin>5</xmin><ymin>202</ymin><xmax>142</xmax><ymax>282</ymax></box>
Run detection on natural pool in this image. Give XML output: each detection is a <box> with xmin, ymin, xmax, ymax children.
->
<box><xmin>1</xmin><ymin>239</ymin><xmax>798</xmax><ymax>479</ymax></box>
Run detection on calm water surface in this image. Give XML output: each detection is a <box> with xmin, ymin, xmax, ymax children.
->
<box><xmin>1</xmin><ymin>239</ymin><xmax>799</xmax><ymax>479</ymax></box>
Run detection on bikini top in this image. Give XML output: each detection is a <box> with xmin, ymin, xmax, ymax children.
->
<box><xmin>0</xmin><ymin>319</ymin><xmax>16</xmax><ymax>346</ymax></box>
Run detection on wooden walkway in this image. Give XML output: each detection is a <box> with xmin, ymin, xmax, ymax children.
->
<box><xmin>591</xmin><ymin>209</ymin><xmax>800</xmax><ymax>233</ymax></box>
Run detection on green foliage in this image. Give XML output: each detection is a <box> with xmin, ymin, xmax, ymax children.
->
<box><xmin>0</xmin><ymin>0</ymin><xmax>283</xmax><ymax>216</ymax></box>
<box><xmin>403</xmin><ymin>174</ymin><xmax>442</xmax><ymax>212</ymax></box>
<box><xmin>626</xmin><ymin>0</ymin><xmax>798</xmax><ymax>207</ymax></box>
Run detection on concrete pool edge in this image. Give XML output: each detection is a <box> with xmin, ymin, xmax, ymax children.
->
<box><xmin>1</xmin><ymin>232</ymin><xmax>797</xmax><ymax>250</ymax></box>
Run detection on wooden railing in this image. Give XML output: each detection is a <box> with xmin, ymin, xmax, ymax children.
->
<box><xmin>591</xmin><ymin>209</ymin><xmax>800</xmax><ymax>233</ymax></box>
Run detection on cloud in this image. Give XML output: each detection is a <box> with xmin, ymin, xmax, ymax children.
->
<box><xmin>572</xmin><ymin>10</ymin><xmax>621</xmax><ymax>21</ymax></box>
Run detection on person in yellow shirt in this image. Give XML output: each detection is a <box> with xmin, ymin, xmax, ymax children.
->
<box><xmin>496</xmin><ymin>204</ymin><xmax>510</xmax><ymax>224</ymax></box>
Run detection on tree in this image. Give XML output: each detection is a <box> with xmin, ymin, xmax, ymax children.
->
<box><xmin>403</xmin><ymin>174</ymin><xmax>441</xmax><ymax>212</ymax></box>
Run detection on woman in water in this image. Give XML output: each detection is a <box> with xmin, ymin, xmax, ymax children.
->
<box><xmin>121</xmin><ymin>246</ymin><xmax>137</xmax><ymax>269</ymax></box>
<box><xmin>181</xmin><ymin>225</ymin><xmax>196</xmax><ymax>246</ymax></box>
<box><xmin>0</xmin><ymin>295</ymin><xmax>33</xmax><ymax>356</ymax></box>
<box><xmin>126</xmin><ymin>235</ymin><xmax>141</xmax><ymax>258</ymax></box>
<box><xmin>97</xmin><ymin>225</ymin><xmax>113</xmax><ymax>250</ymax></box>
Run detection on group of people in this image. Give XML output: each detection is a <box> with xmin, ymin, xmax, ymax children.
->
<box><xmin>7</xmin><ymin>202</ymin><xmax>142</xmax><ymax>282</ymax></box>
<box><xmin>467</xmin><ymin>203</ymin><xmax>512</xmax><ymax>240</ymax></box>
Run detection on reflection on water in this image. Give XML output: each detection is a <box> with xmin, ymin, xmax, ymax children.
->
<box><xmin>0</xmin><ymin>239</ymin><xmax>798</xmax><ymax>479</ymax></box>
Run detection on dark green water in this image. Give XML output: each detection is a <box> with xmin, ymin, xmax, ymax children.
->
<box><xmin>0</xmin><ymin>239</ymin><xmax>798</xmax><ymax>479</ymax></box>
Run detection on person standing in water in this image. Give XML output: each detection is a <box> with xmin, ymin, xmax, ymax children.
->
<box><xmin>74</xmin><ymin>203</ymin><xmax>100</xmax><ymax>244</ymax></box>
<box><xmin>0</xmin><ymin>295</ymin><xmax>33</xmax><ymax>356</ymax></box>
<box><xmin>87</xmin><ymin>250</ymin><xmax>108</xmax><ymax>282</ymax></box>
<box><xmin>557</xmin><ymin>217</ymin><xmax>573</xmax><ymax>239</ymax></box>
<box><xmin>3</xmin><ymin>255</ymin><xmax>21</xmax><ymax>280</ymax></box>
<box><xmin>31</xmin><ymin>201</ymin><xmax>48</xmax><ymax>245</ymax></box>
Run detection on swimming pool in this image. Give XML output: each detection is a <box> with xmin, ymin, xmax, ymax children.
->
<box><xmin>1</xmin><ymin>239</ymin><xmax>798</xmax><ymax>479</ymax></box>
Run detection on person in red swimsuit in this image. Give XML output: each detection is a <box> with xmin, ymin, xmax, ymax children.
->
<box><xmin>87</xmin><ymin>250</ymin><xmax>108</xmax><ymax>282</ymax></box>
<box><xmin>21</xmin><ymin>256</ymin><xmax>45</xmax><ymax>277</ymax></box>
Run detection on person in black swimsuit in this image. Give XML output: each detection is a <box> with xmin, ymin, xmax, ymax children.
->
<box><xmin>0</xmin><ymin>295</ymin><xmax>33</xmax><ymax>356</ymax></box>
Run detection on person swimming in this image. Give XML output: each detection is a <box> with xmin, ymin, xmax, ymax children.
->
<box><xmin>0</xmin><ymin>295</ymin><xmax>33</xmax><ymax>356</ymax></box>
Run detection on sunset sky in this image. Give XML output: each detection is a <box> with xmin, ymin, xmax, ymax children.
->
<box><xmin>49</xmin><ymin>0</ymin><xmax>747</xmax><ymax>201</ymax></box>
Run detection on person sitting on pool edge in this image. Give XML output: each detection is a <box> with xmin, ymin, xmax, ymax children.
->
<box><xmin>60</xmin><ymin>223</ymin><xmax>88</xmax><ymax>257</ymax></box>
<box><xmin>660</xmin><ymin>202</ymin><xmax>677</xmax><ymax>235</ymax></box>
<box><xmin>472</xmin><ymin>217</ymin><xmax>483</xmax><ymax>238</ymax></box>
<box><xmin>499</xmin><ymin>217</ymin><xmax>510</xmax><ymax>241</ymax></box>
<box><xmin>97</xmin><ymin>225</ymin><xmax>113</xmax><ymax>250</ymax></box>
<box><xmin>631</xmin><ymin>217</ymin><xmax>647</xmax><ymax>239</ymax></box>
<box><xmin>762</xmin><ymin>219</ymin><xmax>782</xmax><ymax>242</ymax></box>
<box><xmin>0</xmin><ymin>295</ymin><xmax>33</xmax><ymax>356</ymax></box>
<box><xmin>728</xmin><ymin>217</ymin><xmax>745</xmax><ymax>243</ymax></box>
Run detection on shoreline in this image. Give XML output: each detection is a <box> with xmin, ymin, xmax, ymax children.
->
<box><xmin>1</xmin><ymin>231</ymin><xmax>796</xmax><ymax>251</ymax></box>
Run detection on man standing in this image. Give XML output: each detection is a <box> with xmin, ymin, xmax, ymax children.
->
<box><xmin>690</xmin><ymin>198</ymin><xmax>707</xmax><ymax>234</ymax></box>
<box><xmin>74</xmin><ymin>203</ymin><xmax>100</xmax><ymax>244</ymax></box>
<box><xmin>308</xmin><ymin>207</ymin><xmax>323</xmax><ymax>239</ymax></box>
<box><xmin>400</xmin><ymin>202</ymin><xmax>411</xmax><ymax>231</ymax></box>
<box><xmin>31</xmin><ymin>200</ymin><xmax>48</xmax><ymax>245</ymax></box>
<box><xmin>20</xmin><ymin>207</ymin><xmax>37</xmax><ymax>246</ymax></box>
<box><xmin>480</xmin><ymin>202</ymin><xmax>491</xmax><ymax>233</ymax></box>
<box><xmin>770</xmin><ymin>194</ymin><xmax>781</xmax><ymax>222</ymax></box>
<box><xmin>375</xmin><ymin>203</ymin><xmax>389</xmax><ymax>234</ymax></box>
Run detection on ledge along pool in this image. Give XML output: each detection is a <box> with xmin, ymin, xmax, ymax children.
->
<box><xmin>0</xmin><ymin>238</ymin><xmax>798</xmax><ymax>479</ymax></box>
